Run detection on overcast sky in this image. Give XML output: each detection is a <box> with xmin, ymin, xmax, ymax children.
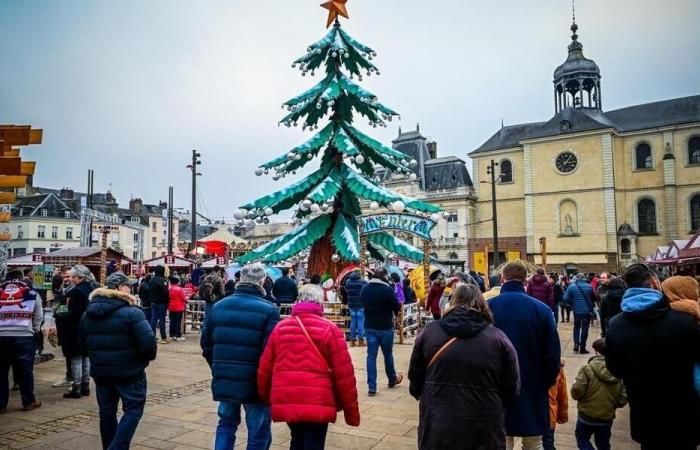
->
<box><xmin>1</xmin><ymin>0</ymin><xmax>698</xmax><ymax>219</ymax></box>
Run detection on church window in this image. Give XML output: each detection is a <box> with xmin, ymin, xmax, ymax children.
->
<box><xmin>690</xmin><ymin>195</ymin><xmax>700</xmax><ymax>231</ymax></box>
<box><xmin>637</xmin><ymin>199</ymin><xmax>657</xmax><ymax>234</ymax></box>
<box><xmin>688</xmin><ymin>137</ymin><xmax>700</xmax><ymax>165</ymax></box>
<box><xmin>634</xmin><ymin>143</ymin><xmax>653</xmax><ymax>170</ymax></box>
<box><xmin>449</xmin><ymin>252</ymin><xmax>459</xmax><ymax>260</ymax></box>
<box><xmin>499</xmin><ymin>160</ymin><xmax>513</xmax><ymax>183</ymax></box>
<box><xmin>620</xmin><ymin>239</ymin><xmax>631</xmax><ymax>254</ymax></box>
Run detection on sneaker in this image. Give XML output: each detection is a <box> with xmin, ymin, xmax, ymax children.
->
<box><xmin>368</xmin><ymin>391</ymin><xmax>377</xmax><ymax>397</ymax></box>
<box><xmin>177</xmin><ymin>337</ymin><xmax>186</xmax><ymax>342</ymax></box>
<box><xmin>580</xmin><ymin>349</ymin><xmax>590</xmax><ymax>355</ymax></box>
<box><xmin>358</xmin><ymin>338</ymin><xmax>366</xmax><ymax>347</ymax></box>
<box><xmin>166</xmin><ymin>337</ymin><xmax>173</xmax><ymax>343</ymax></box>
<box><xmin>389</xmin><ymin>373</ymin><xmax>404</xmax><ymax>388</ymax></box>
<box><xmin>52</xmin><ymin>378</ymin><xmax>73</xmax><ymax>388</ymax></box>
<box><xmin>158</xmin><ymin>339</ymin><xmax>169</xmax><ymax>344</ymax></box>
<box><xmin>350</xmin><ymin>339</ymin><xmax>357</xmax><ymax>347</ymax></box>
<box><xmin>22</xmin><ymin>400</ymin><xmax>42</xmax><ymax>412</ymax></box>
<box><xmin>573</xmin><ymin>345</ymin><xmax>579</xmax><ymax>353</ymax></box>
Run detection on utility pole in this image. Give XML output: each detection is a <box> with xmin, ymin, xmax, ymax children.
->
<box><xmin>186</xmin><ymin>150</ymin><xmax>202</xmax><ymax>253</ymax></box>
<box><xmin>539</xmin><ymin>237</ymin><xmax>548</xmax><ymax>272</ymax></box>
<box><xmin>167</xmin><ymin>186</ymin><xmax>174</xmax><ymax>254</ymax></box>
<box><xmin>486</xmin><ymin>160</ymin><xmax>500</xmax><ymax>271</ymax></box>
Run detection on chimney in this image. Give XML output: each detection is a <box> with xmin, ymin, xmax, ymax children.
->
<box><xmin>427</xmin><ymin>141</ymin><xmax>437</xmax><ymax>159</ymax></box>
<box><xmin>106</xmin><ymin>191</ymin><xmax>116</xmax><ymax>205</ymax></box>
<box><xmin>129</xmin><ymin>198</ymin><xmax>143</xmax><ymax>214</ymax></box>
<box><xmin>59</xmin><ymin>188</ymin><xmax>74</xmax><ymax>199</ymax></box>
<box><xmin>159</xmin><ymin>201</ymin><xmax>168</xmax><ymax>209</ymax></box>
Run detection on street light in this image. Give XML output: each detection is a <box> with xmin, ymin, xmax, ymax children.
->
<box><xmin>481</xmin><ymin>160</ymin><xmax>502</xmax><ymax>272</ymax></box>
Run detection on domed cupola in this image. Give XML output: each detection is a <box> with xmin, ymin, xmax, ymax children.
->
<box><xmin>553</xmin><ymin>12</ymin><xmax>602</xmax><ymax>113</ymax></box>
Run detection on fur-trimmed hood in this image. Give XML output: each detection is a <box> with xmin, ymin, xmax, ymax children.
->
<box><xmin>89</xmin><ymin>287</ymin><xmax>138</xmax><ymax>305</ymax></box>
<box><xmin>86</xmin><ymin>288</ymin><xmax>139</xmax><ymax>319</ymax></box>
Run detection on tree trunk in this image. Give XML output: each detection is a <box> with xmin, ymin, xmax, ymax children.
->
<box><xmin>307</xmin><ymin>230</ymin><xmax>344</xmax><ymax>280</ymax></box>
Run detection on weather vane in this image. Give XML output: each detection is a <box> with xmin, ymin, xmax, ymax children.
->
<box><xmin>572</xmin><ymin>0</ymin><xmax>576</xmax><ymax>23</ymax></box>
<box><xmin>320</xmin><ymin>0</ymin><xmax>349</xmax><ymax>28</ymax></box>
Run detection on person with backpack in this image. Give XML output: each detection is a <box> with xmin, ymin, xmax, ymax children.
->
<box><xmin>564</xmin><ymin>273</ymin><xmax>596</xmax><ymax>354</ymax></box>
<box><xmin>408</xmin><ymin>283</ymin><xmax>519</xmax><ymax>449</ymax></box>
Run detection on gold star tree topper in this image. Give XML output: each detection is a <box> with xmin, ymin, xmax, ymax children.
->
<box><xmin>320</xmin><ymin>0</ymin><xmax>349</xmax><ymax>28</ymax></box>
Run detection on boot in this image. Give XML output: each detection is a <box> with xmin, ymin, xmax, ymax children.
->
<box><xmin>63</xmin><ymin>385</ymin><xmax>82</xmax><ymax>399</ymax></box>
<box><xmin>358</xmin><ymin>338</ymin><xmax>366</xmax><ymax>347</ymax></box>
<box><xmin>81</xmin><ymin>382</ymin><xmax>90</xmax><ymax>397</ymax></box>
<box><xmin>350</xmin><ymin>339</ymin><xmax>357</xmax><ymax>347</ymax></box>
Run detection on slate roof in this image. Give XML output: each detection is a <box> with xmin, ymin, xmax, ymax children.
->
<box><xmin>424</xmin><ymin>156</ymin><xmax>473</xmax><ymax>191</ymax></box>
<box><xmin>35</xmin><ymin>187</ymin><xmax>113</xmax><ymax>206</ymax></box>
<box><xmin>471</xmin><ymin>95</ymin><xmax>700</xmax><ymax>155</ymax></box>
<box><xmin>11</xmin><ymin>193</ymin><xmax>79</xmax><ymax>219</ymax></box>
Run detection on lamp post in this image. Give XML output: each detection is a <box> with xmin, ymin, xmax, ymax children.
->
<box><xmin>482</xmin><ymin>160</ymin><xmax>501</xmax><ymax>272</ymax></box>
<box><xmin>186</xmin><ymin>150</ymin><xmax>202</xmax><ymax>254</ymax></box>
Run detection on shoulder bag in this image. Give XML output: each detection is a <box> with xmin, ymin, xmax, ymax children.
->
<box><xmin>574</xmin><ymin>282</ymin><xmax>596</xmax><ymax>317</ymax></box>
<box><xmin>428</xmin><ymin>337</ymin><xmax>458</xmax><ymax>369</ymax></box>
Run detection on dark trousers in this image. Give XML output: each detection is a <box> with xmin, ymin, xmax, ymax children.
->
<box><xmin>0</xmin><ymin>336</ymin><xmax>37</xmax><ymax>408</ymax></box>
<box><xmin>142</xmin><ymin>307</ymin><xmax>152</xmax><ymax>325</ymax></box>
<box><xmin>560</xmin><ymin>305</ymin><xmax>571</xmax><ymax>322</ymax></box>
<box><xmin>288</xmin><ymin>422</ymin><xmax>329</xmax><ymax>450</ymax></box>
<box><xmin>169</xmin><ymin>312</ymin><xmax>183</xmax><ymax>338</ymax></box>
<box><xmin>96</xmin><ymin>375</ymin><xmax>147</xmax><ymax>450</ymax></box>
<box><xmin>150</xmin><ymin>303</ymin><xmax>167</xmax><ymax>339</ymax></box>
<box><xmin>542</xmin><ymin>427</ymin><xmax>556</xmax><ymax>450</ymax></box>
<box><xmin>573</xmin><ymin>314</ymin><xmax>592</xmax><ymax>350</ymax></box>
<box><xmin>575</xmin><ymin>418</ymin><xmax>611</xmax><ymax>450</ymax></box>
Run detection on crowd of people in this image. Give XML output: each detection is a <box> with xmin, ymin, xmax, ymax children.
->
<box><xmin>1</xmin><ymin>258</ymin><xmax>699</xmax><ymax>450</ymax></box>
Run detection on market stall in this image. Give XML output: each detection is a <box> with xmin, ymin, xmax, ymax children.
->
<box><xmin>42</xmin><ymin>247</ymin><xmax>133</xmax><ymax>280</ymax></box>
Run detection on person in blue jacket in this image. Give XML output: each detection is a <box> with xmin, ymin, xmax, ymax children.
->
<box><xmin>201</xmin><ymin>262</ymin><xmax>280</xmax><ymax>450</ymax></box>
<box><xmin>489</xmin><ymin>261</ymin><xmax>560</xmax><ymax>450</ymax></box>
<box><xmin>271</xmin><ymin>267</ymin><xmax>298</xmax><ymax>304</ymax></box>
<box><xmin>344</xmin><ymin>269</ymin><xmax>367</xmax><ymax>346</ymax></box>
<box><xmin>563</xmin><ymin>273</ymin><xmax>596</xmax><ymax>354</ymax></box>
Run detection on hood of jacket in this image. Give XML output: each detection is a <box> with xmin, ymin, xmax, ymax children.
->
<box><xmin>530</xmin><ymin>274</ymin><xmax>549</xmax><ymax>285</ymax></box>
<box><xmin>588</xmin><ymin>356</ymin><xmax>619</xmax><ymax>384</ymax></box>
<box><xmin>621</xmin><ymin>288</ymin><xmax>664</xmax><ymax>313</ymax></box>
<box><xmin>86</xmin><ymin>288</ymin><xmax>138</xmax><ymax>318</ymax></box>
<box><xmin>439</xmin><ymin>306</ymin><xmax>488</xmax><ymax>338</ymax></box>
<box><xmin>604</xmin><ymin>287</ymin><xmax>625</xmax><ymax>302</ymax></box>
<box><xmin>291</xmin><ymin>301</ymin><xmax>324</xmax><ymax>317</ymax></box>
<box><xmin>348</xmin><ymin>271</ymin><xmax>362</xmax><ymax>281</ymax></box>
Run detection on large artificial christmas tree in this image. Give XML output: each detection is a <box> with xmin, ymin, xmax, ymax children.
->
<box><xmin>236</xmin><ymin>2</ymin><xmax>441</xmax><ymax>277</ymax></box>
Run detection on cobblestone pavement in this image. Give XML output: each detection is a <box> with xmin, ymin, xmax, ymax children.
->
<box><xmin>0</xmin><ymin>321</ymin><xmax>640</xmax><ymax>449</ymax></box>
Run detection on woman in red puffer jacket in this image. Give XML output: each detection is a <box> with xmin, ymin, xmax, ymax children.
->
<box><xmin>258</xmin><ymin>284</ymin><xmax>360</xmax><ymax>449</ymax></box>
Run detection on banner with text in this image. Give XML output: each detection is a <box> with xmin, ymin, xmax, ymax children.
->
<box><xmin>360</xmin><ymin>213</ymin><xmax>436</xmax><ymax>241</ymax></box>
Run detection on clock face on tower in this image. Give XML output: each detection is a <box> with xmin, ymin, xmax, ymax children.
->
<box><xmin>555</xmin><ymin>151</ymin><xmax>578</xmax><ymax>174</ymax></box>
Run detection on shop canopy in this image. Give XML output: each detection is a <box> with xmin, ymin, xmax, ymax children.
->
<box><xmin>143</xmin><ymin>255</ymin><xmax>196</xmax><ymax>269</ymax></box>
<box><xmin>196</xmin><ymin>228</ymin><xmax>248</xmax><ymax>257</ymax></box>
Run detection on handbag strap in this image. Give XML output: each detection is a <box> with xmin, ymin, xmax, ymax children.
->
<box><xmin>295</xmin><ymin>316</ymin><xmax>331</xmax><ymax>374</ymax></box>
<box><xmin>574</xmin><ymin>282</ymin><xmax>595</xmax><ymax>314</ymax></box>
<box><xmin>428</xmin><ymin>337</ymin><xmax>458</xmax><ymax>368</ymax></box>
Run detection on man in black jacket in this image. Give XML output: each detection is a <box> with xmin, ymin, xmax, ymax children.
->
<box><xmin>272</xmin><ymin>267</ymin><xmax>298</xmax><ymax>304</ymax></box>
<box><xmin>605</xmin><ymin>263</ymin><xmax>700</xmax><ymax>449</ymax></box>
<box><xmin>80</xmin><ymin>272</ymin><xmax>156</xmax><ymax>450</ymax></box>
<box><xmin>148</xmin><ymin>266</ymin><xmax>170</xmax><ymax>343</ymax></box>
<box><xmin>360</xmin><ymin>267</ymin><xmax>402</xmax><ymax>396</ymax></box>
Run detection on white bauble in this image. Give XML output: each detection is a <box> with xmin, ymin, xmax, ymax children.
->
<box><xmin>310</xmin><ymin>203</ymin><xmax>321</xmax><ymax>213</ymax></box>
<box><xmin>302</xmin><ymin>199</ymin><xmax>312</xmax><ymax>207</ymax></box>
<box><xmin>409</xmin><ymin>173</ymin><xmax>417</xmax><ymax>181</ymax></box>
<box><xmin>331</xmin><ymin>254</ymin><xmax>340</xmax><ymax>262</ymax></box>
<box><xmin>355</xmin><ymin>155</ymin><xmax>365</xmax><ymax>164</ymax></box>
<box><xmin>287</xmin><ymin>152</ymin><xmax>295</xmax><ymax>160</ymax></box>
<box><xmin>262</xmin><ymin>218</ymin><xmax>270</xmax><ymax>224</ymax></box>
<box><xmin>410</xmin><ymin>159</ymin><xmax>417</xmax><ymax>167</ymax></box>
<box><xmin>255</xmin><ymin>168</ymin><xmax>263</xmax><ymax>176</ymax></box>
<box><xmin>233</xmin><ymin>209</ymin><xmax>245</xmax><ymax>220</ymax></box>
<box><xmin>430</xmin><ymin>213</ymin><xmax>441</xmax><ymax>222</ymax></box>
<box><xmin>442</xmin><ymin>211</ymin><xmax>451</xmax><ymax>219</ymax></box>
<box><xmin>272</xmin><ymin>175</ymin><xmax>280</xmax><ymax>181</ymax></box>
<box><xmin>369</xmin><ymin>201</ymin><xmax>380</xmax><ymax>210</ymax></box>
<box><xmin>392</xmin><ymin>201</ymin><xmax>406</xmax><ymax>213</ymax></box>
<box><xmin>243</xmin><ymin>219</ymin><xmax>254</xmax><ymax>227</ymax></box>
<box><xmin>300</xmin><ymin>203</ymin><xmax>309</xmax><ymax>211</ymax></box>
<box><xmin>264</xmin><ymin>207</ymin><xmax>274</xmax><ymax>216</ymax></box>
<box><xmin>307</xmin><ymin>153</ymin><xmax>313</xmax><ymax>159</ymax></box>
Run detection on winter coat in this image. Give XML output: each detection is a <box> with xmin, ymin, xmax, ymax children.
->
<box><xmin>571</xmin><ymin>355</ymin><xmax>626</xmax><ymax>422</ymax></box>
<box><xmin>56</xmin><ymin>280</ymin><xmax>92</xmax><ymax>358</ymax></box>
<box><xmin>548</xmin><ymin>366</ymin><xmax>568</xmax><ymax>430</ymax></box>
<box><xmin>148</xmin><ymin>275</ymin><xmax>170</xmax><ymax>305</ymax></box>
<box><xmin>408</xmin><ymin>307</ymin><xmax>520</xmax><ymax>450</ymax></box>
<box><xmin>563</xmin><ymin>280</ymin><xmax>596</xmax><ymax>316</ymax></box>
<box><xmin>360</xmin><ymin>278</ymin><xmax>400</xmax><ymax>330</ymax></box>
<box><xmin>599</xmin><ymin>287</ymin><xmax>624</xmax><ymax>336</ymax></box>
<box><xmin>425</xmin><ymin>283</ymin><xmax>445</xmax><ymax>317</ymax></box>
<box><xmin>394</xmin><ymin>282</ymin><xmax>405</xmax><ymax>304</ymax></box>
<box><xmin>257</xmin><ymin>302</ymin><xmax>360</xmax><ymax>426</ymax></box>
<box><xmin>552</xmin><ymin>283</ymin><xmax>564</xmax><ymax>307</ymax></box>
<box><xmin>138</xmin><ymin>279</ymin><xmax>150</xmax><ymax>308</ymax></box>
<box><xmin>201</xmin><ymin>273</ymin><xmax>225</xmax><ymax>303</ymax></box>
<box><xmin>403</xmin><ymin>281</ymin><xmax>416</xmax><ymax>304</ymax></box>
<box><xmin>526</xmin><ymin>274</ymin><xmax>554</xmax><ymax>308</ymax></box>
<box><xmin>168</xmin><ymin>285</ymin><xmax>187</xmax><ymax>313</ymax></box>
<box><xmin>79</xmin><ymin>288</ymin><xmax>157</xmax><ymax>384</ymax></box>
<box><xmin>488</xmin><ymin>280</ymin><xmax>561</xmax><ymax>436</ymax></box>
<box><xmin>272</xmin><ymin>276</ymin><xmax>298</xmax><ymax>304</ymax></box>
<box><xmin>344</xmin><ymin>272</ymin><xmax>367</xmax><ymax>310</ymax></box>
<box><xmin>191</xmin><ymin>267</ymin><xmax>205</xmax><ymax>287</ymax></box>
<box><xmin>605</xmin><ymin>288</ymin><xmax>700</xmax><ymax>447</ymax></box>
<box><xmin>201</xmin><ymin>283</ymin><xmax>280</xmax><ymax>403</ymax></box>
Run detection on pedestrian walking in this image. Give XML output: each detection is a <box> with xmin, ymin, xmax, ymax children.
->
<box><xmin>258</xmin><ymin>284</ymin><xmax>360</xmax><ymax>450</ymax></box>
<box><xmin>344</xmin><ymin>269</ymin><xmax>367</xmax><ymax>347</ymax></box>
<box><xmin>59</xmin><ymin>265</ymin><xmax>93</xmax><ymax>399</ymax></box>
<box><xmin>605</xmin><ymin>263</ymin><xmax>700</xmax><ymax>449</ymax></box>
<box><xmin>168</xmin><ymin>277</ymin><xmax>187</xmax><ymax>341</ymax></box>
<box><xmin>148</xmin><ymin>266</ymin><xmax>170</xmax><ymax>344</ymax></box>
<box><xmin>564</xmin><ymin>274</ymin><xmax>596</xmax><ymax>353</ymax></box>
<box><xmin>526</xmin><ymin>268</ymin><xmax>554</xmax><ymax>308</ymax></box>
<box><xmin>598</xmin><ymin>278</ymin><xmax>625</xmax><ymax>338</ymax></box>
<box><xmin>408</xmin><ymin>283</ymin><xmax>520</xmax><ymax>449</ymax></box>
<box><xmin>361</xmin><ymin>267</ymin><xmax>402</xmax><ymax>396</ymax></box>
<box><xmin>137</xmin><ymin>274</ymin><xmax>151</xmax><ymax>322</ymax></box>
<box><xmin>549</xmin><ymin>274</ymin><xmax>563</xmax><ymax>324</ymax></box>
<box><xmin>571</xmin><ymin>339</ymin><xmax>626</xmax><ymax>450</ymax></box>
<box><xmin>559</xmin><ymin>276</ymin><xmax>572</xmax><ymax>322</ymax></box>
<box><xmin>51</xmin><ymin>267</ymin><xmax>75</xmax><ymax>388</ymax></box>
<box><xmin>201</xmin><ymin>263</ymin><xmax>280</xmax><ymax>450</ymax></box>
<box><xmin>488</xmin><ymin>261</ymin><xmax>561</xmax><ymax>450</ymax></box>
<box><xmin>80</xmin><ymin>272</ymin><xmax>157</xmax><ymax>450</ymax></box>
<box><xmin>543</xmin><ymin>361</ymin><xmax>568</xmax><ymax>450</ymax></box>
<box><xmin>0</xmin><ymin>271</ymin><xmax>43</xmax><ymax>413</ymax></box>
<box><xmin>272</xmin><ymin>267</ymin><xmax>298</xmax><ymax>304</ymax></box>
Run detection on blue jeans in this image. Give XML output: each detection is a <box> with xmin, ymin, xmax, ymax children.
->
<box><xmin>573</xmin><ymin>314</ymin><xmax>592</xmax><ymax>350</ymax></box>
<box><xmin>349</xmin><ymin>309</ymin><xmax>365</xmax><ymax>340</ymax></box>
<box><xmin>0</xmin><ymin>336</ymin><xmax>37</xmax><ymax>407</ymax></box>
<box><xmin>150</xmin><ymin>303</ymin><xmax>167</xmax><ymax>340</ymax></box>
<box><xmin>96</xmin><ymin>375</ymin><xmax>147</xmax><ymax>450</ymax></box>
<box><xmin>575</xmin><ymin>418</ymin><xmax>611</xmax><ymax>450</ymax></box>
<box><xmin>215</xmin><ymin>401</ymin><xmax>271</xmax><ymax>450</ymax></box>
<box><xmin>365</xmin><ymin>328</ymin><xmax>397</xmax><ymax>392</ymax></box>
<box><xmin>542</xmin><ymin>427</ymin><xmax>555</xmax><ymax>450</ymax></box>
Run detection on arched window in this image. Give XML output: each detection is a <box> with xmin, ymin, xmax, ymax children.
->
<box><xmin>620</xmin><ymin>239</ymin><xmax>631</xmax><ymax>254</ymax></box>
<box><xmin>499</xmin><ymin>160</ymin><xmax>513</xmax><ymax>183</ymax></box>
<box><xmin>449</xmin><ymin>252</ymin><xmax>458</xmax><ymax>260</ymax></box>
<box><xmin>691</xmin><ymin>194</ymin><xmax>700</xmax><ymax>231</ymax></box>
<box><xmin>635</xmin><ymin>143</ymin><xmax>652</xmax><ymax>169</ymax></box>
<box><xmin>689</xmin><ymin>137</ymin><xmax>700</xmax><ymax>165</ymax></box>
<box><xmin>637</xmin><ymin>199</ymin><xmax>657</xmax><ymax>234</ymax></box>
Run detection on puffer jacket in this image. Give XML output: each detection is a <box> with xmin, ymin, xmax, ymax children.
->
<box><xmin>563</xmin><ymin>280</ymin><xmax>595</xmax><ymax>316</ymax></box>
<box><xmin>571</xmin><ymin>356</ymin><xmax>627</xmax><ymax>422</ymax></box>
<box><xmin>257</xmin><ymin>302</ymin><xmax>360</xmax><ymax>426</ymax></box>
<box><xmin>79</xmin><ymin>288</ymin><xmax>157</xmax><ymax>384</ymax></box>
<box><xmin>527</xmin><ymin>274</ymin><xmax>553</xmax><ymax>307</ymax></box>
<box><xmin>201</xmin><ymin>283</ymin><xmax>280</xmax><ymax>403</ymax></box>
<box><xmin>548</xmin><ymin>365</ymin><xmax>569</xmax><ymax>429</ymax></box>
<box><xmin>344</xmin><ymin>272</ymin><xmax>367</xmax><ymax>310</ymax></box>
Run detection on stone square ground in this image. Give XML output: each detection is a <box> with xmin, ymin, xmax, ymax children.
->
<box><xmin>0</xmin><ymin>321</ymin><xmax>640</xmax><ymax>449</ymax></box>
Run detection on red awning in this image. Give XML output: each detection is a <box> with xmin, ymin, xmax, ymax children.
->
<box><xmin>196</xmin><ymin>240</ymin><xmax>227</xmax><ymax>257</ymax></box>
